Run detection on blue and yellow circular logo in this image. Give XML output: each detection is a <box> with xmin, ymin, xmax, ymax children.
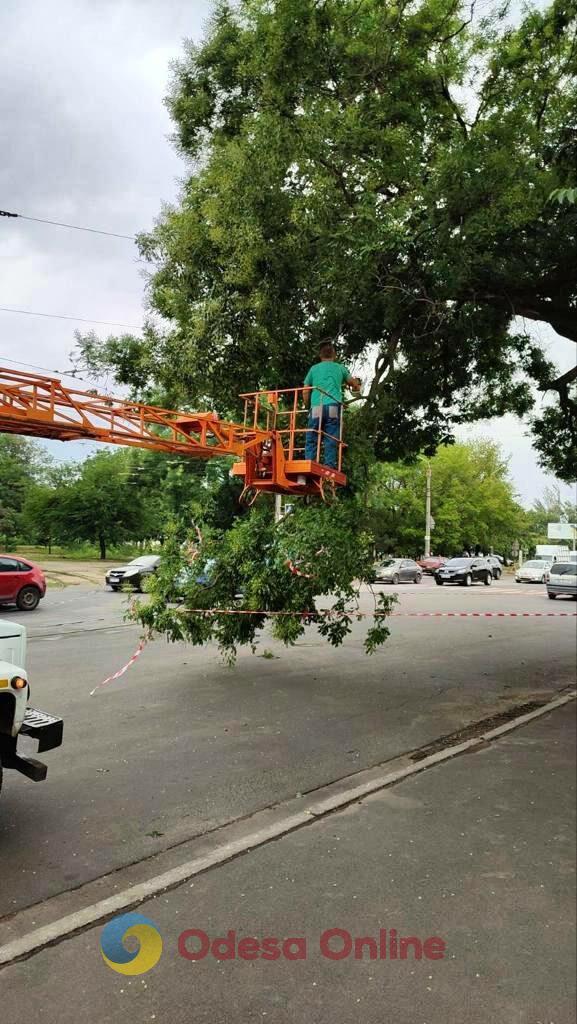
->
<box><xmin>100</xmin><ymin>912</ymin><xmax>163</xmax><ymax>975</ymax></box>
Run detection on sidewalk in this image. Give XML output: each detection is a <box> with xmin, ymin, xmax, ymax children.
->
<box><xmin>1</xmin><ymin>702</ymin><xmax>575</xmax><ymax>1024</ymax></box>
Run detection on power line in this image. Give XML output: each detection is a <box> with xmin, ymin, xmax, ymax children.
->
<box><xmin>0</xmin><ymin>355</ymin><xmax>67</xmax><ymax>375</ymax></box>
<box><xmin>0</xmin><ymin>306</ymin><xmax>141</xmax><ymax>329</ymax></box>
<box><xmin>0</xmin><ymin>208</ymin><xmax>136</xmax><ymax>241</ymax></box>
<box><xmin>0</xmin><ymin>354</ymin><xmax>94</xmax><ymax>384</ymax></box>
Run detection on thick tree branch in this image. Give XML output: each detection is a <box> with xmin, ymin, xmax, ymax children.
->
<box><xmin>440</xmin><ymin>79</ymin><xmax>469</xmax><ymax>137</ymax></box>
<box><xmin>477</xmin><ymin>293</ymin><xmax>577</xmax><ymax>344</ymax></box>
<box><xmin>542</xmin><ymin>364</ymin><xmax>577</xmax><ymax>414</ymax></box>
<box><xmin>365</xmin><ymin>331</ymin><xmax>401</xmax><ymax>411</ymax></box>
<box><xmin>543</xmin><ymin>365</ymin><xmax>577</xmax><ymax>391</ymax></box>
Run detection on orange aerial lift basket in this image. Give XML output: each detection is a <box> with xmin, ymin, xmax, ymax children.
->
<box><xmin>0</xmin><ymin>367</ymin><xmax>347</xmax><ymax>499</ymax></box>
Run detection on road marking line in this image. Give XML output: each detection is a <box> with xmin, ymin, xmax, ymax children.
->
<box><xmin>0</xmin><ymin>689</ymin><xmax>574</xmax><ymax>968</ymax></box>
<box><xmin>28</xmin><ymin>623</ymin><xmax>135</xmax><ymax>641</ymax></box>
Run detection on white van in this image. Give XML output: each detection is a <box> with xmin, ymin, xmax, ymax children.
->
<box><xmin>0</xmin><ymin>620</ymin><xmax>63</xmax><ymax>796</ymax></box>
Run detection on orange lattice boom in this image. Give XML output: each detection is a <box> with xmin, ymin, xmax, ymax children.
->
<box><xmin>0</xmin><ymin>367</ymin><xmax>346</xmax><ymax>498</ymax></box>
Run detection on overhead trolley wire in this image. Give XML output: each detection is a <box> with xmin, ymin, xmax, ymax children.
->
<box><xmin>0</xmin><ymin>208</ymin><xmax>136</xmax><ymax>241</ymax></box>
<box><xmin>0</xmin><ymin>306</ymin><xmax>142</xmax><ymax>329</ymax></box>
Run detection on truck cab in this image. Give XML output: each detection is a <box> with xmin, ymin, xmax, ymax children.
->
<box><xmin>0</xmin><ymin>619</ymin><xmax>62</xmax><ymax>794</ymax></box>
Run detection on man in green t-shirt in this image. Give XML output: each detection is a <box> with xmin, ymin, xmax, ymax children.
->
<box><xmin>303</xmin><ymin>342</ymin><xmax>360</xmax><ymax>468</ymax></box>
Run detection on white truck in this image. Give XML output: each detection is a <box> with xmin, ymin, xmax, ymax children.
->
<box><xmin>535</xmin><ymin>544</ymin><xmax>576</xmax><ymax>561</ymax></box>
<box><xmin>0</xmin><ymin>619</ymin><xmax>62</xmax><ymax>795</ymax></box>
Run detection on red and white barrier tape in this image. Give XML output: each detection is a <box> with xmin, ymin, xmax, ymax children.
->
<box><xmin>285</xmin><ymin>549</ymin><xmax>327</xmax><ymax>579</ymax></box>
<box><xmin>180</xmin><ymin>608</ymin><xmax>577</xmax><ymax>619</ymax></box>
<box><xmin>184</xmin><ymin>524</ymin><xmax>204</xmax><ymax>563</ymax></box>
<box><xmin>89</xmin><ymin>608</ymin><xmax>575</xmax><ymax>695</ymax></box>
<box><xmin>285</xmin><ymin>559</ymin><xmax>314</xmax><ymax>579</ymax></box>
<box><xmin>395</xmin><ymin>611</ymin><xmax>577</xmax><ymax>618</ymax></box>
<box><xmin>89</xmin><ymin>637</ymin><xmax>148</xmax><ymax>696</ymax></box>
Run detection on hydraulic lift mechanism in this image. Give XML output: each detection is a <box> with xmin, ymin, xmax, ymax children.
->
<box><xmin>0</xmin><ymin>367</ymin><xmax>347</xmax><ymax>501</ymax></box>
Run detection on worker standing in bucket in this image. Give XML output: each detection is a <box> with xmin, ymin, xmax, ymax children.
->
<box><xmin>303</xmin><ymin>342</ymin><xmax>361</xmax><ymax>469</ymax></box>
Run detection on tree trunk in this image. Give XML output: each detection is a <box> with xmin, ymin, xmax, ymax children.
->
<box><xmin>99</xmin><ymin>533</ymin><xmax>106</xmax><ymax>560</ymax></box>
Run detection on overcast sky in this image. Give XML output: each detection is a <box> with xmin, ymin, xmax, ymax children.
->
<box><xmin>1</xmin><ymin>0</ymin><xmax>574</xmax><ymax>505</ymax></box>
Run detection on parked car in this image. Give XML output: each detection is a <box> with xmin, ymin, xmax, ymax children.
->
<box><xmin>435</xmin><ymin>557</ymin><xmax>493</xmax><ymax>587</ymax></box>
<box><xmin>371</xmin><ymin>558</ymin><xmax>422</xmax><ymax>584</ymax></box>
<box><xmin>546</xmin><ymin>562</ymin><xmax>577</xmax><ymax>600</ymax></box>
<box><xmin>173</xmin><ymin>559</ymin><xmax>246</xmax><ymax>602</ymax></box>
<box><xmin>486</xmin><ymin>555</ymin><xmax>503</xmax><ymax>580</ymax></box>
<box><xmin>417</xmin><ymin>555</ymin><xmax>446</xmax><ymax>575</ymax></box>
<box><xmin>515</xmin><ymin>559</ymin><xmax>552</xmax><ymax>584</ymax></box>
<box><xmin>173</xmin><ymin>559</ymin><xmax>217</xmax><ymax>599</ymax></box>
<box><xmin>105</xmin><ymin>555</ymin><xmax>161</xmax><ymax>592</ymax></box>
<box><xmin>0</xmin><ymin>555</ymin><xmax>46</xmax><ymax>611</ymax></box>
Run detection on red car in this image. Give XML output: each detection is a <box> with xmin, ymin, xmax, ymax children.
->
<box><xmin>0</xmin><ymin>555</ymin><xmax>46</xmax><ymax>611</ymax></box>
<box><xmin>417</xmin><ymin>555</ymin><xmax>447</xmax><ymax>575</ymax></box>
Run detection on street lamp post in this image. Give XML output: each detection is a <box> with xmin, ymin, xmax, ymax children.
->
<box><xmin>424</xmin><ymin>461</ymin><xmax>432</xmax><ymax>558</ymax></box>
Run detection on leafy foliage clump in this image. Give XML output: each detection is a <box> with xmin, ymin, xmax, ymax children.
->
<box><xmin>135</xmin><ymin>500</ymin><xmax>396</xmax><ymax>663</ymax></box>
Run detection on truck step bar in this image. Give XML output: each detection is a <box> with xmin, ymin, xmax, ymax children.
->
<box><xmin>21</xmin><ymin>707</ymin><xmax>63</xmax><ymax>753</ymax></box>
<box><xmin>3</xmin><ymin>753</ymin><xmax>48</xmax><ymax>782</ymax></box>
<box><xmin>0</xmin><ymin>708</ymin><xmax>63</xmax><ymax>782</ymax></box>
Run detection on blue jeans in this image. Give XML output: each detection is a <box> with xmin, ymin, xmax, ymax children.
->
<box><xmin>305</xmin><ymin>403</ymin><xmax>341</xmax><ymax>468</ymax></box>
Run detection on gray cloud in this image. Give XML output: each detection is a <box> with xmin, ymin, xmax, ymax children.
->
<box><xmin>0</xmin><ymin>0</ymin><xmax>211</xmax><ymax>372</ymax></box>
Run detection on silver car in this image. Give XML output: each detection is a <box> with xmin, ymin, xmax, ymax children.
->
<box><xmin>546</xmin><ymin>562</ymin><xmax>577</xmax><ymax>600</ymax></box>
<box><xmin>515</xmin><ymin>559</ymin><xmax>551</xmax><ymax>583</ymax></box>
<box><xmin>371</xmin><ymin>558</ymin><xmax>422</xmax><ymax>584</ymax></box>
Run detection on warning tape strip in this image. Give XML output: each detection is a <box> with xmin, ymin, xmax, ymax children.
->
<box><xmin>393</xmin><ymin>611</ymin><xmax>577</xmax><ymax>618</ymax></box>
<box><xmin>285</xmin><ymin>559</ymin><xmax>314</xmax><ymax>579</ymax></box>
<box><xmin>89</xmin><ymin>638</ymin><xmax>148</xmax><ymax>696</ymax></box>
<box><xmin>180</xmin><ymin>608</ymin><xmax>577</xmax><ymax>619</ymax></box>
<box><xmin>90</xmin><ymin>608</ymin><xmax>576</xmax><ymax>694</ymax></box>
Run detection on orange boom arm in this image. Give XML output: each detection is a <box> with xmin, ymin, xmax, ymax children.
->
<box><xmin>0</xmin><ymin>367</ymin><xmax>346</xmax><ymax>499</ymax></box>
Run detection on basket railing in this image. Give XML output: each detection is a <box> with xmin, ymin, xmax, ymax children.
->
<box><xmin>239</xmin><ymin>386</ymin><xmax>345</xmax><ymax>473</ymax></box>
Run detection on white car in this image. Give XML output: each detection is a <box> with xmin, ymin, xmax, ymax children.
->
<box><xmin>546</xmin><ymin>562</ymin><xmax>577</xmax><ymax>600</ymax></box>
<box><xmin>515</xmin><ymin>559</ymin><xmax>552</xmax><ymax>583</ymax></box>
<box><xmin>0</xmin><ymin>619</ymin><xmax>62</xmax><ymax>796</ymax></box>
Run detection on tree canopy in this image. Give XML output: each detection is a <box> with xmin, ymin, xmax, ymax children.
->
<box><xmin>0</xmin><ymin>435</ymin><xmax>51</xmax><ymax>547</ymax></box>
<box><xmin>367</xmin><ymin>440</ymin><xmax>526</xmax><ymax>556</ymax></box>
<box><xmin>77</xmin><ymin>0</ymin><xmax>576</xmax><ymax>476</ymax></box>
<box><xmin>70</xmin><ymin>0</ymin><xmax>576</xmax><ymax>658</ymax></box>
<box><xmin>19</xmin><ymin>447</ymin><xmax>245</xmax><ymax>559</ymax></box>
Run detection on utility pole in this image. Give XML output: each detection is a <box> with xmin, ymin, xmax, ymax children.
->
<box><xmin>274</xmin><ymin>493</ymin><xmax>283</xmax><ymax>523</ymax></box>
<box><xmin>424</xmin><ymin>461</ymin><xmax>432</xmax><ymax>558</ymax></box>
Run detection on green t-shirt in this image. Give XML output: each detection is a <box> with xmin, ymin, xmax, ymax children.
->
<box><xmin>304</xmin><ymin>361</ymin><xmax>350</xmax><ymax>408</ymax></box>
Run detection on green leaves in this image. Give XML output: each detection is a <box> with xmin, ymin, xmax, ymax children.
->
<box><xmin>0</xmin><ymin>435</ymin><xmax>52</xmax><ymax>546</ymax></box>
<box><xmin>77</xmin><ymin>0</ymin><xmax>576</xmax><ymax>478</ymax></box>
<box><xmin>549</xmin><ymin>187</ymin><xmax>577</xmax><ymax>206</ymax></box>
<box><xmin>367</xmin><ymin>441</ymin><xmax>527</xmax><ymax>557</ymax></box>
<box><xmin>131</xmin><ymin>495</ymin><xmax>394</xmax><ymax>662</ymax></box>
<box><xmin>64</xmin><ymin>0</ymin><xmax>576</xmax><ymax>660</ymax></box>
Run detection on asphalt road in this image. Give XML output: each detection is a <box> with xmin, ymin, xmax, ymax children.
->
<box><xmin>0</xmin><ymin>576</ymin><xmax>574</xmax><ymax>918</ymax></box>
<box><xmin>1</xmin><ymin>701</ymin><xmax>574</xmax><ymax>1024</ymax></box>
